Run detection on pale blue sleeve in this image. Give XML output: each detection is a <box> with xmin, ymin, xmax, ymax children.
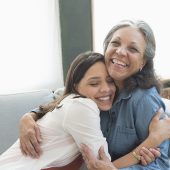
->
<box><xmin>134</xmin><ymin>92</ymin><xmax>164</xmax><ymax>141</ymax></box>
<box><xmin>130</xmin><ymin>90</ymin><xmax>170</xmax><ymax>170</ymax></box>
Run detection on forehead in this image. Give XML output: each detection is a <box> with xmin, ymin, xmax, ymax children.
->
<box><xmin>84</xmin><ymin>62</ymin><xmax>108</xmax><ymax>79</ymax></box>
<box><xmin>112</xmin><ymin>26</ymin><xmax>146</xmax><ymax>44</ymax></box>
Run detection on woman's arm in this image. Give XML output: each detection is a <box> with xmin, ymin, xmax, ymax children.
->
<box><xmin>64</xmin><ymin>98</ymin><xmax>111</xmax><ymax>159</ymax></box>
<box><xmin>81</xmin><ymin>111</ymin><xmax>170</xmax><ymax>169</ymax></box>
<box><xmin>113</xmin><ymin>110</ymin><xmax>170</xmax><ymax>168</ymax></box>
<box><xmin>19</xmin><ymin>89</ymin><xmax>63</xmax><ymax>157</ymax></box>
<box><xmin>112</xmin><ymin>134</ymin><xmax>159</xmax><ymax>168</ymax></box>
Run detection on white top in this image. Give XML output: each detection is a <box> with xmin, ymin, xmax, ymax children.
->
<box><xmin>0</xmin><ymin>94</ymin><xmax>110</xmax><ymax>170</ymax></box>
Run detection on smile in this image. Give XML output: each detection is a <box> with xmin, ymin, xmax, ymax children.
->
<box><xmin>112</xmin><ymin>58</ymin><xmax>128</xmax><ymax>67</ymax></box>
<box><xmin>97</xmin><ymin>95</ymin><xmax>112</xmax><ymax>101</ymax></box>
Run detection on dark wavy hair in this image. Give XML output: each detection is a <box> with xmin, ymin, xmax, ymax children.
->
<box><xmin>103</xmin><ymin>20</ymin><xmax>161</xmax><ymax>92</ymax></box>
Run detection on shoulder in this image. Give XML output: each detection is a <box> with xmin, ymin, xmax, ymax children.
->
<box><xmin>63</xmin><ymin>95</ymin><xmax>101</xmax><ymax>128</ymax></box>
<box><xmin>71</xmin><ymin>96</ymin><xmax>99</xmax><ymax>112</ymax></box>
<box><xmin>63</xmin><ymin>95</ymin><xmax>100</xmax><ymax>117</ymax></box>
<box><xmin>131</xmin><ymin>87</ymin><xmax>162</xmax><ymax>103</ymax></box>
<box><xmin>131</xmin><ymin>87</ymin><xmax>165</xmax><ymax>115</ymax></box>
<box><xmin>119</xmin><ymin>87</ymin><xmax>162</xmax><ymax>106</ymax></box>
<box><xmin>132</xmin><ymin>87</ymin><xmax>158</xmax><ymax>98</ymax></box>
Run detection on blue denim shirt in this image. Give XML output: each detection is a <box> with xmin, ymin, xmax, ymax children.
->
<box><xmin>100</xmin><ymin>87</ymin><xmax>170</xmax><ymax>170</ymax></box>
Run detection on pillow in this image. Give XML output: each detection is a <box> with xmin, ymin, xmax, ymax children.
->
<box><xmin>162</xmin><ymin>98</ymin><xmax>170</xmax><ymax>116</ymax></box>
<box><xmin>54</xmin><ymin>87</ymin><xmax>65</xmax><ymax>98</ymax></box>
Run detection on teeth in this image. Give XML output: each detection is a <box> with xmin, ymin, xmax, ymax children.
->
<box><xmin>112</xmin><ymin>58</ymin><xmax>128</xmax><ymax>67</ymax></box>
<box><xmin>98</xmin><ymin>96</ymin><xmax>110</xmax><ymax>101</ymax></box>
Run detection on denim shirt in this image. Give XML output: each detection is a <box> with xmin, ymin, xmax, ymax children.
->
<box><xmin>100</xmin><ymin>87</ymin><xmax>170</xmax><ymax>170</ymax></box>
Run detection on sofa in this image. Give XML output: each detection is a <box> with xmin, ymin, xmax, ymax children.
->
<box><xmin>0</xmin><ymin>89</ymin><xmax>55</xmax><ymax>154</ymax></box>
<box><xmin>0</xmin><ymin>89</ymin><xmax>170</xmax><ymax>155</ymax></box>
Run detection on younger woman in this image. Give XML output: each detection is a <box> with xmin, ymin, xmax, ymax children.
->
<box><xmin>0</xmin><ymin>51</ymin><xmax>116</xmax><ymax>170</ymax></box>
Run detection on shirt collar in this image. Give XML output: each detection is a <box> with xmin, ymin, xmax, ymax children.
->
<box><xmin>114</xmin><ymin>90</ymin><xmax>132</xmax><ymax>104</ymax></box>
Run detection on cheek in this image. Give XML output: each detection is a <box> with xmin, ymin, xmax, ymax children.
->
<box><xmin>130</xmin><ymin>55</ymin><xmax>144</xmax><ymax>68</ymax></box>
<box><xmin>105</xmin><ymin>56</ymin><xmax>111</xmax><ymax>70</ymax></box>
<box><xmin>107</xmin><ymin>67</ymin><xmax>115</xmax><ymax>78</ymax></box>
<box><xmin>134</xmin><ymin>59</ymin><xmax>144</xmax><ymax>69</ymax></box>
<box><xmin>108</xmin><ymin>84</ymin><xmax>116</xmax><ymax>94</ymax></box>
<box><xmin>83</xmin><ymin>88</ymin><xmax>96</xmax><ymax>99</ymax></box>
<box><xmin>105</xmin><ymin>46</ymin><xmax>116</xmax><ymax>55</ymax></box>
<box><xmin>77</xmin><ymin>85</ymin><xmax>87</xmax><ymax>96</ymax></box>
<box><xmin>112</xmin><ymin>87</ymin><xmax>116</xmax><ymax>95</ymax></box>
<box><xmin>105</xmin><ymin>51</ymin><xmax>110</xmax><ymax>60</ymax></box>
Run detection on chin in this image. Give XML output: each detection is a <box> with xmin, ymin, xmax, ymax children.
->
<box><xmin>99</xmin><ymin>105</ymin><xmax>112</xmax><ymax>111</ymax></box>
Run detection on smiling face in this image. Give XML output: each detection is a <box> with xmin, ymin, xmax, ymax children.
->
<box><xmin>105</xmin><ymin>26</ymin><xmax>146</xmax><ymax>88</ymax></box>
<box><xmin>76</xmin><ymin>61</ymin><xmax>116</xmax><ymax>111</ymax></box>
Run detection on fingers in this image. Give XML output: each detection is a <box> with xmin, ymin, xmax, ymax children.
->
<box><xmin>139</xmin><ymin>147</ymin><xmax>155</xmax><ymax>166</ymax></box>
<box><xmin>21</xmin><ymin>139</ymin><xmax>38</xmax><ymax>158</ymax></box>
<box><xmin>149</xmin><ymin>148</ymin><xmax>161</xmax><ymax>157</ymax></box>
<box><xmin>152</xmin><ymin>109</ymin><xmax>161</xmax><ymax>121</ymax></box>
<box><xmin>20</xmin><ymin>129</ymin><xmax>41</xmax><ymax>158</ymax></box>
<box><xmin>155</xmin><ymin>147</ymin><xmax>160</xmax><ymax>152</ymax></box>
<box><xmin>140</xmin><ymin>156</ymin><xmax>148</xmax><ymax>166</ymax></box>
<box><xmin>80</xmin><ymin>143</ymin><xmax>101</xmax><ymax>170</ymax></box>
<box><xmin>35</xmin><ymin>124</ymin><xmax>42</xmax><ymax>143</ymax></box>
<box><xmin>80</xmin><ymin>144</ymin><xmax>96</xmax><ymax>163</ymax></box>
<box><xmin>20</xmin><ymin>140</ymin><xmax>28</xmax><ymax>156</ymax></box>
<box><xmin>28</xmin><ymin>127</ymin><xmax>42</xmax><ymax>158</ymax></box>
<box><xmin>99</xmin><ymin>146</ymin><xmax>110</xmax><ymax>161</ymax></box>
<box><xmin>19</xmin><ymin>113</ymin><xmax>42</xmax><ymax>158</ymax></box>
<box><xmin>32</xmin><ymin>125</ymin><xmax>42</xmax><ymax>155</ymax></box>
<box><xmin>81</xmin><ymin>144</ymin><xmax>117</xmax><ymax>170</ymax></box>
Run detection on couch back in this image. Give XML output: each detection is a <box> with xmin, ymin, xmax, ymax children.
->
<box><xmin>0</xmin><ymin>89</ymin><xmax>54</xmax><ymax>154</ymax></box>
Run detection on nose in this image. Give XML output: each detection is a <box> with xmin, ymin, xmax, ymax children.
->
<box><xmin>100</xmin><ymin>82</ymin><xmax>110</xmax><ymax>93</ymax></box>
<box><xmin>116</xmin><ymin>47</ymin><xmax>127</xmax><ymax>56</ymax></box>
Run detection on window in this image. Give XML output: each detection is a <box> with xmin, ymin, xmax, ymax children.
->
<box><xmin>0</xmin><ymin>0</ymin><xmax>63</xmax><ymax>94</ymax></box>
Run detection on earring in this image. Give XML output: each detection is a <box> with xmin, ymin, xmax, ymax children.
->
<box><xmin>139</xmin><ymin>67</ymin><xmax>142</xmax><ymax>72</ymax></box>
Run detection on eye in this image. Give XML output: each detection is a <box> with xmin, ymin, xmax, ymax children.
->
<box><xmin>128</xmin><ymin>47</ymin><xmax>139</xmax><ymax>53</ymax></box>
<box><xmin>110</xmin><ymin>41</ymin><xmax>120</xmax><ymax>47</ymax></box>
<box><xmin>89</xmin><ymin>82</ymin><xmax>99</xmax><ymax>87</ymax></box>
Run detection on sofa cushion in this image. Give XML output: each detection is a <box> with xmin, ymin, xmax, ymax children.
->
<box><xmin>0</xmin><ymin>89</ymin><xmax>54</xmax><ymax>154</ymax></box>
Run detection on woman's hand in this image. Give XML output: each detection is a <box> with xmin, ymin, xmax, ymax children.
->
<box><xmin>19</xmin><ymin>112</ymin><xmax>42</xmax><ymax>158</ymax></box>
<box><xmin>138</xmin><ymin>110</ymin><xmax>170</xmax><ymax>165</ymax></box>
<box><xmin>81</xmin><ymin>144</ymin><xmax>117</xmax><ymax>170</ymax></box>
<box><xmin>149</xmin><ymin>110</ymin><xmax>170</xmax><ymax>144</ymax></box>
<box><xmin>139</xmin><ymin>147</ymin><xmax>160</xmax><ymax>165</ymax></box>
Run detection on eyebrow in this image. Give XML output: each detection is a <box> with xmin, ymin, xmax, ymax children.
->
<box><xmin>130</xmin><ymin>42</ymin><xmax>139</xmax><ymax>46</ymax></box>
<box><xmin>87</xmin><ymin>77</ymin><xmax>101</xmax><ymax>81</ymax></box>
<box><xmin>111</xmin><ymin>36</ymin><xmax>120</xmax><ymax>41</ymax></box>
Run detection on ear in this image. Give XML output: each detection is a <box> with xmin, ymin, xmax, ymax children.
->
<box><xmin>140</xmin><ymin>59</ymin><xmax>146</xmax><ymax>68</ymax></box>
<box><xmin>139</xmin><ymin>59</ymin><xmax>146</xmax><ymax>72</ymax></box>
